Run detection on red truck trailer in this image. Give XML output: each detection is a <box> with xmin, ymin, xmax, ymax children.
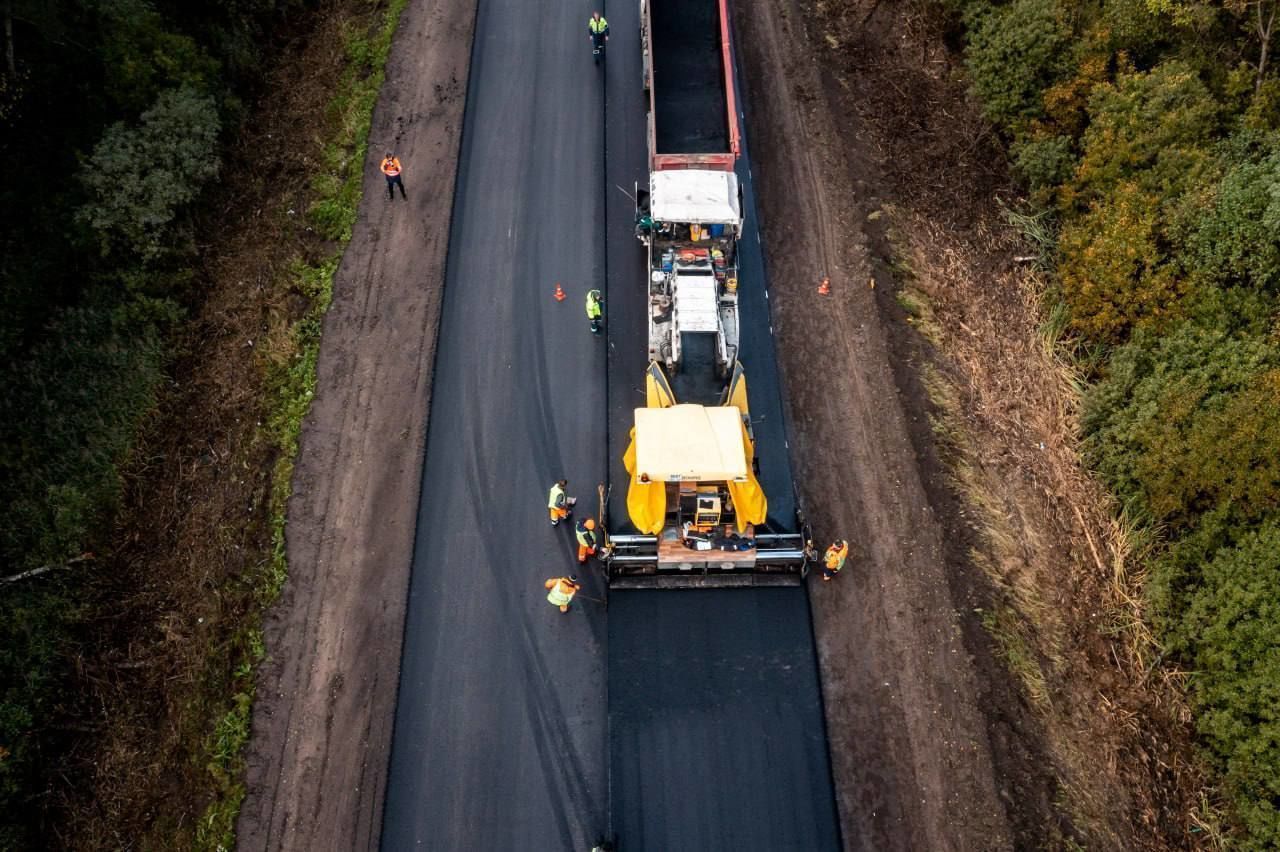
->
<box><xmin>640</xmin><ymin>0</ymin><xmax>741</xmax><ymax>172</ymax></box>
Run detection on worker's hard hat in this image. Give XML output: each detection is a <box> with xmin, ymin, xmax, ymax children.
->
<box><xmin>569</xmin><ymin>574</ymin><xmax>579</xmax><ymax>583</ymax></box>
<box><xmin>584</xmin><ymin>518</ymin><xmax>596</xmax><ymax>530</ymax></box>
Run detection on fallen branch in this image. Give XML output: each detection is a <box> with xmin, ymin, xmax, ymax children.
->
<box><xmin>2</xmin><ymin>553</ymin><xmax>95</xmax><ymax>586</ymax></box>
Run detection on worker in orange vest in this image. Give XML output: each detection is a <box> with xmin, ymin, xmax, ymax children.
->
<box><xmin>545</xmin><ymin>575</ymin><xmax>581</xmax><ymax>612</ymax></box>
<box><xmin>575</xmin><ymin>518</ymin><xmax>599</xmax><ymax>563</ymax></box>
<box><xmin>380</xmin><ymin>152</ymin><xmax>406</xmax><ymax>200</ymax></box>
<box><xmin>822</xmin><ymin>539</ymin><xmax>849</xmax><ymax>581</ymax></box>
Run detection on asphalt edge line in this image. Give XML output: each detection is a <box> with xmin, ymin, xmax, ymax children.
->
<box><xmin>600</xmin><ymin>1</ymin><xmax>615</xmax><ymax>842</ymax></box>
<box><xmin>371</xmin><ymin>0</ymin><xmax>485</xmax><ymax>846</ymax></box>
<box><xmin>725</xmin><ymin>1</ymin><xmax>847</xmax><ymax>847</ymax></box>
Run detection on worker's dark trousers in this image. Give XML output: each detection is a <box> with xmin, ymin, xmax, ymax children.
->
<box><xmin>385</xmin><ymin>174</ymin><xmax>406</xmax><ymax>199</ymax></box>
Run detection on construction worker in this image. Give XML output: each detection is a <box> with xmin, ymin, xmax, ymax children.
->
<box><xmin>545</xmin><ymin>574</ymin><xmax>581</xmax><ymax>613</ymax></box>
<box><xmin>588</xmin><ymin>11</ymin><xmax>609</xmax><ymax>52</ymax></box>
<box><xmin>575</xmin><ymin>518</ymin><xmax>599</xmax><ymax>563</ymax></box>
<box><xmin>548</xmin><ymin>479</ymin><xmax>575</xmax><ymax>526</ymax></box>
<box><xmin>586</xmin><ymin>289</ymin><xmax>604</xmax><ymax>334</ymax></box>
<box><xmin>380</xmin><ymin>152</ymin><xmax>406</xmax><ymax>200</ymax></box>
<box><xmin>822</xmin><ymin>539</ymin><xmax>849</xmax><ymax>581</ymax></box>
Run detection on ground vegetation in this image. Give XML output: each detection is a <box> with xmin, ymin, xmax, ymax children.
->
<box><xmin>0</xmin><ymin>0</ymin><xmax>402</xmax><ymax>846</ymax></box>
<box><xmin>948</xmin><ymin>0</ymin><xmax>1280</xmax><ymax>841</ymax></box>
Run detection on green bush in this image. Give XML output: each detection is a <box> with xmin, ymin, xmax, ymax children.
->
<box><xmin>78</xmin><ymin>85</ymin><xmax>221</xmax><ymax>262</ymax></box>
<box><xmin>1070</xmin><ymin>62</ymin><xmax>1220</xmax><ymax>205</ymax></box>
<box><xmin>0</xmin><ymin>296</ymin><xmax>165</xmax><ymax>573</ymax></box>
<box><xmin>1185</xmin><ymin>138</ymin><xmax>1280</xmax><ymax>293</ymax></box>
<box><xmin>965</xmin><ymin>0</ymin><xmax>1071</xmax><ymax>131</ymax></box>
<box><xmin>1058</xmin><ymin>182</ymin><xmax>1187</xmax><ymax>342</ymax></box>
<box><xmin>1082</xmin><ymin>318</ymin><xmax>1280</xmax><ymax>530</ymax></box>
<box><xmin>0</xmin><ymin>582</ymin><xmax>82</xmax><ymax>851</ymax></box>
<box><xmin>0</xmin><ymin>293</ymin><xmax>166</xmax><ymax>849</ymax></box>
<box><xmin>1012</xmin><ymin>133</ymin><xmax>1077</xmax><ymax>192</ymax></box>
<box><xmin>1163</xmin><ymin>523</ymin><xmax>1280</xmax><ymax>849</ymax></box>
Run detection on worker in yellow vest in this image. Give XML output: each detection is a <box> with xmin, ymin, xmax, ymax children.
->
<box><xmin>588</xmin><ymin>12</ymin><xmax>609</xmax><ymax>51</ymax></box>
<box><xmin>822</xmin><ymin>539</ymin><xmax>849</xmax><ymax>581</ymax></box>
<box><xmin>586</xmin><ymin>289</ymin><xmax>604</xmax><ymax>334</ymax></box>
<box><xmin>548</xmin><ymin>479</ymin><xmax>576</xmax><ymax>526</ymax></box>
<box><xmin>545</xmin><ymin>575</ymin><xmax>581</xmax><ymax>612</ymax></box>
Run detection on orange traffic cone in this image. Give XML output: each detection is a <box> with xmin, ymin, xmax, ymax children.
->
<box><xmin>554</xmin><ymin>283</ymin><xmax>566</xmax><ymax>301</ymax></box>
<box><xmin>817</xmin><ymin>277</ymin><xmax>831</xmax><ymax>296</ymax></box>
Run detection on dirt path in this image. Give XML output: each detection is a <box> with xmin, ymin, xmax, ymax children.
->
<box><xmin>732</xmin><ymin>0</ymin><xmax>1016</xmax><ymax>849</ymax></box>
<box><xmin>235</xmin><ymin>0</ymin><xmax>476</xmax><ymax>847</ymax></box>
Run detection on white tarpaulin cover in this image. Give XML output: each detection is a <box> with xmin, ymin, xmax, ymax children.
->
<box><xmin>650</xmin><ymin>170</ymin><xmax>741</xmax><ymax>225</ymax></box>
<box><xmin>634</xmin><ymin>405</ymin><xmax>748</xmax><ymax>481</ymax></box>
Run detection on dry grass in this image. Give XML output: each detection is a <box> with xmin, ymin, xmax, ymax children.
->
<box><xmin>888</xmin><ymin>211</ymin><xmax>1217</xmax><ymax>849</ymax></box>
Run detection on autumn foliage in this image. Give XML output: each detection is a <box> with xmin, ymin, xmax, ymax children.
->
<box><xmin>952</xmin><ymin>0</ymin><xmax>1280</xmax><ymax>842</ymax></box>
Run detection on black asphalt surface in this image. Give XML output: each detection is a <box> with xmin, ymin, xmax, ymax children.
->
<box><xmin>380</xmin><ymin>0</ymin><xmax>610</xmax><ymax>845</ymax></box>
<box><xmin>382</xmin><ymin>0</ymin><xmax>838</xmax><ymax>846</ymax></box>
<box><xmin>609</xmin><ymin>590</ymin><xmax>839</xmax><ymax>850</ymax></box>
<box><xmin>651</xmin><ymin>0</ymin><xmax>729</xmax><ymax>154</ymax></box>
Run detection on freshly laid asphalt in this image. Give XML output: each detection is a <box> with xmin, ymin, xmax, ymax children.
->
<box><xmin>381</xmin><ymin>0</ymin><xmax>839</xmax><ymax>847</ymax></box>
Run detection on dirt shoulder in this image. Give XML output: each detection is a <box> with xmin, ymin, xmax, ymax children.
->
<box><xmin>732</xmin><ymin>0</ymin><xmax>1014</xmax><ymax>848</ymax></box>
<box><xmin>734</xmin><ymin>0</ymin><xmax>1207</xmax><ymax>848</ymax></box>
<box><xmin>234</xmin><ymin>0</ymin><xmax>476</xmax><ymax>847</ymax></box>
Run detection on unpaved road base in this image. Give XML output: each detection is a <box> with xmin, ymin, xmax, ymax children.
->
<box><xmin>733</xmin><ymin>0</ymin><xmax>1016</xmax><ymax>848</ymax></box>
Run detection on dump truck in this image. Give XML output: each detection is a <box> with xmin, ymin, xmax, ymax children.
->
<box><xmin>607</xmin><ymin>0</ymin><xmax>812</xmax><ymax>586</ymax></box>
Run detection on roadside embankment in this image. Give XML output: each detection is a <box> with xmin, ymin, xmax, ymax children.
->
<box><xmin>734</xmin><ymin>0</ymin><xmax>1210</xmax><ymax>847</ymax></box>
<box><xmin>235</xmin><ymin>0</ymin><xmax>477</xmax><ymax>848</ymax></box>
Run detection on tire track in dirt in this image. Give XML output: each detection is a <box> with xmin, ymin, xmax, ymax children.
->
<box><xmin>235</xmin><ymin>0</ymin><xmax>478</xmax><ymax>848</ymax></box>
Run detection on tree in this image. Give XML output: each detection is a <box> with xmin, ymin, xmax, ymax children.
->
<box><xmin>1225</xmin><ymin>0</ymin><xmax>1280</xmax><ymax>92</ymax></box>
<box><xmin>1082</xmin><ymin>319</ymin><xmax>1280</xmax><ymax>529</ymax></box>
<box><xmin>77</xmin><ymin>85</ymin><xmax>220</xmax><ymax>262</ymax></box>
<box><xmin>1186</xmin><ymin>136</ymin><xmax>1280</xmax><ymax>292</ymax></box>
<box><xmin>1068</xmin><ymin>62</ymin><xmax>1220</xmax><ymax>206</ymax></box>
<box><xmin>1059</xmin><ymin>181</ymin><xmax>1188</xmax><ymax>342</ymax></box>
<box><xmin>964</xmin><ymin>0</ymin><xmax>1072</xmax><ymax>132</ymax></box>
<box><xmin>97</xmin><ymin>0</ymin><xmax>221</xmax><ymax>113</ymax></box>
